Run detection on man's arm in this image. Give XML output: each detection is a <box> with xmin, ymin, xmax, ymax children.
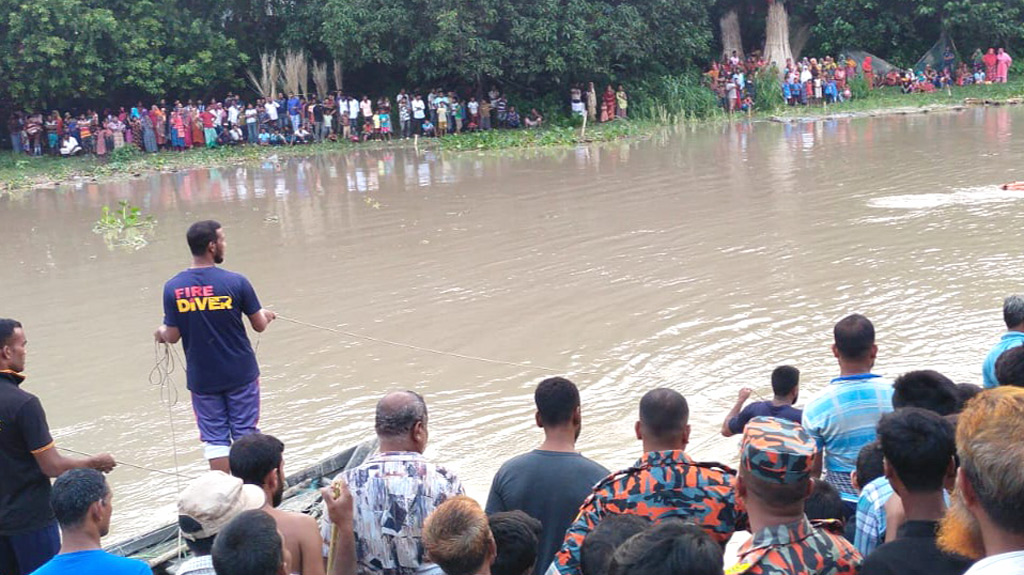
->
<box><xmin>720</xmin><ymin>388</ymin><xmax>752</xmax><ymax>438</ymax></box>
<box><xmin>154</xmin><ymin>325</ymin><xmax>180</xmax><ymax>344</ymax></box>
<box><xmin>298</xmin><ymin>514</ymin><xmax>327</xmax><ymax>575</ymax></box>
<box><xmin>320</xmin><ymin>481</ymin><xmax>357</xmax><ymax>575</ymax></box>
<box><xmin>34</xmin><ymin>446</ymin><xmax>116</xmax><ymax>478</ymax></box>
<box><xmin>247</xmin><ymin>309</ymin><xmax>277</xmax><ymax>333</ymax></box>
<box><xmin>552</xmin><ymin>494</ymin><xmax>603</xmax><ymax>575</ymax></box>
<box><xmin>484</xmin><ymin>469</ymin><xmax>507</xmax><ymax>514</ymax></box>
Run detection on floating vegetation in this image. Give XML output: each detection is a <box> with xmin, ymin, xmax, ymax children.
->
<box><xmin>93</xmin><ymin>200</ymin><xmax>156</xmax><ymax>250</ymax></box>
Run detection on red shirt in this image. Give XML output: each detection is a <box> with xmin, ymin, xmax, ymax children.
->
<box><xmin>200</xmin><ymin>111</ymin><xmax>215</xmax><ymax>129</ymax></box>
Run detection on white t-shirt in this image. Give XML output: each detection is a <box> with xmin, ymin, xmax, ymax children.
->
<box><xmin>964</xmin><ymin>551</ymin><xmax>1024</xmax><ymax>575</ymax></box>
<box><xmin>468</xmin><ymin>101</ymin><xmax>479</xmax><ymax>115</ymax></box>
<box><xmin>264</xmin><ymin>101</ymin><xmax>279</xmax><ymax>120</ymax></box>
<box><xmin>360</xmin><ymin>100</ymin><xmax>373</xmax><ymax>117</ymax></box>
<box><xmin>412</xmin><ymin>99</ymin><xmax>426</xmax><ymax>119</ymax></box>
<box><xmin>348</xmin><ymin>99</ymin><xmax>360</xmax><ymax>118</ymax></box>
<box><xmin>228</xmin><ymin>105</ymin><xmax>240</xmax><ymax>125</ymax></box>
<box><xmin>245</xmin><ymin>109</ymin><xmax>257</xmax><ymax>123</ymax></box>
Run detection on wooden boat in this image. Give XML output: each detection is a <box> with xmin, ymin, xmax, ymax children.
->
<box><xmin>106</xmin><ymin>438</ymin><xmax>379</xmax><ymax>574</ymax></box>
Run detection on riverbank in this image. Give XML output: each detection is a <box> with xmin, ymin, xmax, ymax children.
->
<box><xmin>0</xmin><ymin>120</ymin><xmax>648</xmax><ymax>194</ymax></box>
<box><xmin>3</xmin><ymin>80</ymin><xmax>1023</xmax><ymax>194</ymax></box>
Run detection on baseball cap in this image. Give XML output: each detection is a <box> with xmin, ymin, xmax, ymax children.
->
<box><xmin>177</xmin><ymin>471</ymin><xmax>265</xmax><ymax>541</ymax></box>
<box><xmin>740</xmin><ymin>417</ymin><xmax>817</xmax><ymax>484</ymax></box>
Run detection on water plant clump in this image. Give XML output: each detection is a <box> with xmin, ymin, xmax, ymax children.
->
<box><xmin>93</xmin><ymin>200</ymin><xmax>157</xmax><ymax>250</ymax></box>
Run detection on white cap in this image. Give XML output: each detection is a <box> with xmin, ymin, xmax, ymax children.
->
<box><xmin>177</xmin><ymin>471</ymin><xmax>265</xmax><ymax>541</ymax></box>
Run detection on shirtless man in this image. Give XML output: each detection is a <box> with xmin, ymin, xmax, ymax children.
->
<box><xmin>229</xmin><ymin>433</ymin><xmax>325</xmax><ymax>575</ymax></box>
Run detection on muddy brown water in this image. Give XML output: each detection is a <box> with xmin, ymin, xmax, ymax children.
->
<box><xmin>2</xmin><ymin>107</ymin><xmax>1023</xmax><ymax>542</ymax></box>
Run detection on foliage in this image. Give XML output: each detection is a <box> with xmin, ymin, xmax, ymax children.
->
<box><xmin>632</xmin><ymin>74</ymin><xmax>722</xmax><ymax>121</ymax></box>
<box><xmin>753</xmin><ymin>66</ymin><xmax>785</xmax><ymax>112</ymax></box>
<box><xmin>93</xmin><ymin>199</ymin><xmax>156</xmax><ymax>250</ymax></box>
<box><xmin>808</xmin><ymin>0</ymin><xmax>1024</xmax><ymax>68</ymax></box>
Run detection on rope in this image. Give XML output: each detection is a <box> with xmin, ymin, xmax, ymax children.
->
<box><xmin>150</xmin><ymin>341</ymin><xmax>190</xmax><ymax>558</ymax></box>
<box><xmin>57</xmin><ymin>446</ymin><xmax>197</xmax><ymax>480</ymax></box>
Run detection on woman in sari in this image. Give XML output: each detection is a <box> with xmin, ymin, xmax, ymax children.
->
<box><xmin>191</xmin><ymin>110</ymin><xmax>205</xmax><ymax>149</ymax></box>
<box><xmin>984</xmin><ymin>48</ymin><xmax>997</xmax><ymax>82</ymax></box>
<box><xmin>150</xmin><ymin>106</ymin><xmax>166</xmax><ymax>148</ymax></box>
<box><xmin>615</xmin><ymin>85</ymin><xmax>628</xmax><ymax>119</ymax></box>
<box><xmin>94</xmin><ymin>122</ymin><xmax>109</xmax><ymax>156</ymax></box>
<box><xmin>140</xmin><ymin>113</ymin><xmax>158</xmax><ymax>153</ymax></box>
<box><xmin>110</xmin><ymin>116</ymin><xmax>125</xmax><ymax>150</ymax></box>
<box><xmin>182</xmin><ymin>108</ymin><xmax>193</xmax><ymax>149</ymax></box>
<box><xmin>130</xmin><ymin>117</ymin><xmax>143</xmax><ymax>149</ymax></box>
<box><xmin>602</xmin><ymin>85</ymin><xmax>615</xmax><ymax>122</ymax></box>
<box><xmin>996</xmin><ymin>48</ymin><xmax>1013</xmax><ymax>83</ymax></box>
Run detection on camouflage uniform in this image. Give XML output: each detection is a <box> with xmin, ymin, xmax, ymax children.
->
<box><xmin>552</xmin><ymin>449</ymin><xmax>744</xmax><ymax>575</ymax></box>
<box><xmin>727</xmin><ymin>417</ymin><xmax>862</xmax><ymax>575</ymax></box>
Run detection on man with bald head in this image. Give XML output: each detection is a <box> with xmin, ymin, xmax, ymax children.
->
<box><xmin>319</xmin><ymin>391</ymin><xmax>463</xmax><ymax>575</ymax></box>
<box><xmin>550</xmin><ymin>388</ymin><xmax>743</xmax><ymax>575</ymax></box>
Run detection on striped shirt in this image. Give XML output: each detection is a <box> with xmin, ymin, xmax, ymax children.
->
<box><xmin>964</xmin><ymin>550</ymin><xmax>1024</xmax><ymax>575</ymax></box>
<box><xmin>802</xmin><ymin>374</ymin><xmax>893</xmax><ymax>501</ymax></box>
<box><xmin>853</xmin><ymin>476</ymin><xmax>893</xmax><ymax>556</ymax></box>
<box><xmin>982</xmin><ymin>331</ymin><xmax>1024</xmax><ymax>388</ymax></box>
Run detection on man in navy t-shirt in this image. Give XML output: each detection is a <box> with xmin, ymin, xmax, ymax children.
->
<box><xmin>155</xmin><ymin>220</ymin><xmax>276</xmax><ymax>472</ymax></box>
<box><xmin>720</xmin><ymin>365</ymin><xmax>802</xmax><ymax>437</ymax></box>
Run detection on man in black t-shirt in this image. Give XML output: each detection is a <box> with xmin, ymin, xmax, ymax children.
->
<box><xmin>860</xmin><ymin>408</ymin><xmax>972</xmax><ymax>575</ymax></box>
<box><xmin>486</xmin><ymin>377</ymin><xmax>609</xmax><ymax>575</ymax></box>
<box><xmin>0</xmin><ymin>319</ymin><xmax>116</xmax><ymax>575</ymax></box>
<box><xmin>155</xmin><ymin>220</ymin><xmax>276</xmax><ymax>473</ymax></box>
<box><xmin>721</xmin><ymin>365</ymin><xmax>802</xmax><ymax>437</ymax></box>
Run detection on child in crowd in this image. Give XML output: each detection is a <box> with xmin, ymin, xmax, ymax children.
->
<box><xmin>421</xmin><ymin>118</ymin><xmax>436</xmax><ymax>137</ymax></box>
<box><xmin>379</xmin><ymin>111</ymin><xmax>392</xmax><ymax>141</ymax></box>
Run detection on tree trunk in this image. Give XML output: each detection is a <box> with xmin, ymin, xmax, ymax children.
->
<box><xmin>763</xmin><ymin>0</ymin><xmax>793</xmax><ymax>77</ymax></box>
<box><xmin>720</xmin><ymin>8</ymin><xmax>744</xmax><ymax>60</ymax></box>
<box><xmin>790</xmin><ymin>22</ymin><xmax>812</xmax><ymax>62</ymax></box>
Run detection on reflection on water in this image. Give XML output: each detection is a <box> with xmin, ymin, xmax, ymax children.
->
<box><xmin>2</xmin><ymin>106</ymin><xmax>1024</xmax><ymax>542</ymax></box>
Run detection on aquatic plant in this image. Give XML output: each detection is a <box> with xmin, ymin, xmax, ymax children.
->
<box><xmin>93</xmin><ymin>200</ymin><xmax>156</xmax><ymax>250</ymax></box>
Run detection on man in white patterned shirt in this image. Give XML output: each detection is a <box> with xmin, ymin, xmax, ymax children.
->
<box><xmin>320</xmin><ymin>391</ymin><xmax>463</xmax><ymax>575</ymax></box>
<box><xmin>938</xmin><ymin>387</ymin><xmax>1024</xmax><ymax>575</ymax></box>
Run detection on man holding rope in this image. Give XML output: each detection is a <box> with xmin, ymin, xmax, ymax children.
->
<box><xmin>155</xmin><ymin>220</ymin><xmax>276</xmax><ymax>473</ymax></box>
<box><xmin>0</xmin><ymin>318</ymin><xmax>117</xmax><ymax>575</ymax></box>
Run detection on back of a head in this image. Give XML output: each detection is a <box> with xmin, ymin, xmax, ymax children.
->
<box><xmin>892</xmin><ymin>370</ymin><xmax>959</xmax><ymax>416</ymax></box>
<box><xmin>639</xmin><ymin>389</ymin><xmax>688</xmax><ymax>440</ymax></box>
<box><xmin>423</xmin><ymin>496</ymin><xmax>493</xmax><ymax>575</ymax></box>
<box><xmin>51</xmin><ymin>468</ymin><xmax>108</xmax><ymax>529</ymax></box>
<box><xmin>995</xmin><ymin>346</ymin><xmax>1024</xmax><ymax>388</ymax></box>
<box><xmin>212</xmin><ymin>509</ymin><xmax>282</xmax><ymax>575</ymax></box>
<box><xmin>229</xmin><ymin>433</ymin><xmax>284</xmax><ymax>486</ymax></box>
<box><xmin>535</xmin><ymin>377</ymin><xmax>580</xmax><ymax>427</ymax></box>
<box><xmin>771</xmin><ymin>366</ymin><xmax>800</xmax><ymax>397</ymax></box>
<box><xmin>805</xmin><ymin>479</ymin><xmax>845</xmax><ymax>523</ymax></box>
<box><xmin>878</xmin><ymin>408</ymin><xmax>955</xmax><ymax>492</ymax></box>
<box><xmin>955</xmin><ymin>383</ymin><xmax>982</xmax><ymax>412</ymax></box>
<box><xmin>833</xmin><ymin>314</ymin><xmax>875</xmax><ymax>360</ymax></box>
<box><xmin>187</xmin><ymin>220</ymin><xmax>221</xmax><ymax>256</ymax></box>
<box><xmin>489</xmin><ymin>511</ymin><xmax>542</xmax><ymax>575</ymax></box>
<box><xmin>581</xmin><ymin>515</ymin><xmax>651</xmax><ymax>575</ymax></box>
<box><xmin>375</xmin><ymin>390</ymin><xmax>428</xmax><ymax>438</ymax></box>
<box><xmin>1003</xmin><ymin>295</ymin><xmax>1024</xmax><ymax>329</ymax></box>
<box><xmin>608</xmin><ymin>520</ymin><xmax>723</xmax><ymax>575</ymax></box>
<box><xmin>855</xmin><ymin>441</ymin><xmax>885</xmax><ymax>488</ymax></box>
<box><xmin>956</xmin><ymin>387</ymin><xmax>1024</xmax><ymax>536</ymax></box>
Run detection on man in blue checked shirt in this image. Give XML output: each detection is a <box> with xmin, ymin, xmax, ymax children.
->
<box><xmin>802</xmin><ymin>314</ymin><xmax>894</xmax><ymax>517</ymax></box>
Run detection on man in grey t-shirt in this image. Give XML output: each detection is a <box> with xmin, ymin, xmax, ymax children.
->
<box><xmin>486</xmin><ymin>378</ymin><xmax>609</xmax><ymax>575</ymax></box>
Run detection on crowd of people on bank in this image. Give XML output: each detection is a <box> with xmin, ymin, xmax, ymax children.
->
<box><xmin>707</xmin><ymin>46</ymin><xmax>1014</xmax><ymax>111</ymax></box>
<box><xmin>4</xmin><ymin>85</ymin><xmax>560</xmax><ymax>159</ymax></box>
<box><xmin>6</xmin><ymin>221</ymin><xmax>1024</xmax><ymax>575</ymax></box>
<box><xmin>567</xmin><ymin>83</ymin><xmax>629</xmax><ymax>123</ymax></box>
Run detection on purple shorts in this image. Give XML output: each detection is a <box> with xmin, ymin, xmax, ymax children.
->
<box><xmin>191</xmin><ymin>379</ymin><xmax>260</xmax><ymax>459</ymax></box>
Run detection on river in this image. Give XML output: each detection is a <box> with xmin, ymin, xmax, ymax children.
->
<box><xmin>1</xmin><ymin>106</ymin><xmax>1022</xmax><ymax>543</ymax></box>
